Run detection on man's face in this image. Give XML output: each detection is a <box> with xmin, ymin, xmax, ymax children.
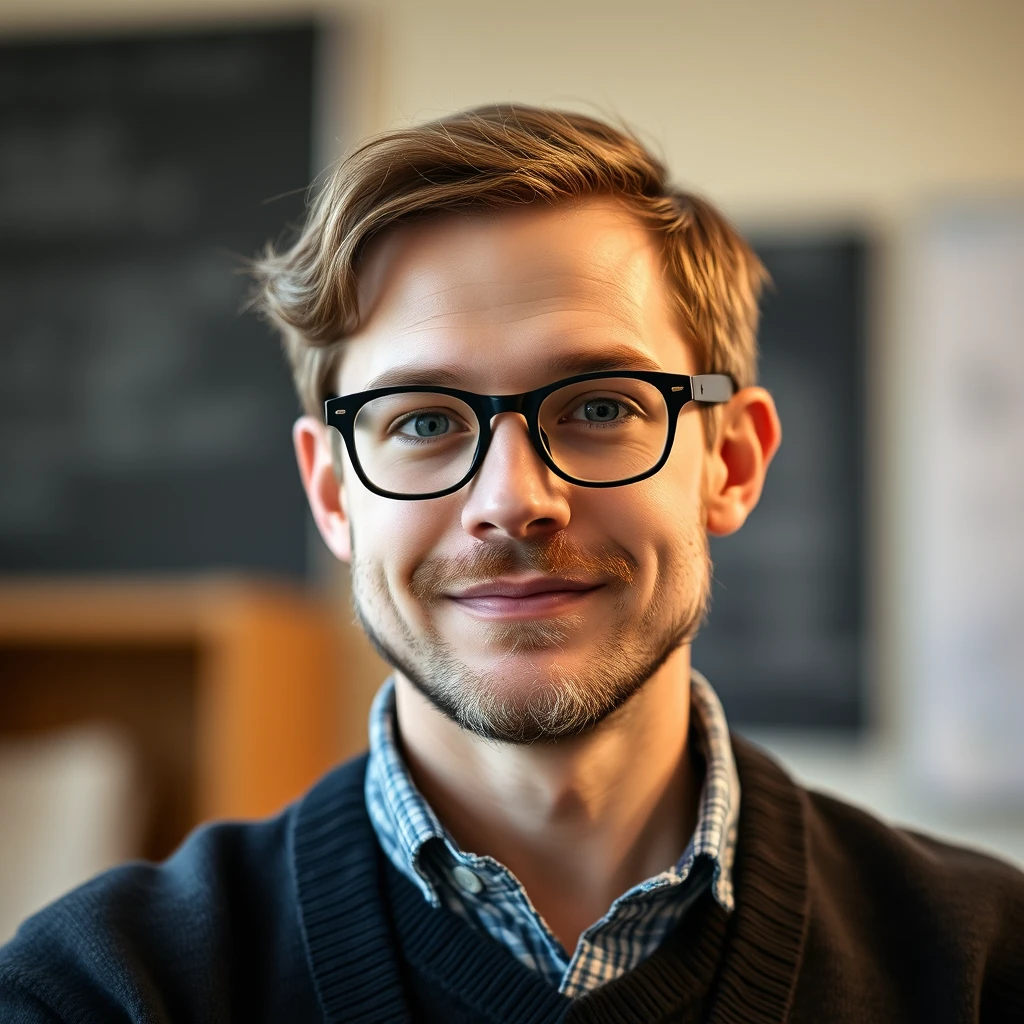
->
<box><xmin>335</xmin><ymin>200</ymin><xmax>712</xmax><ymax>743</ymax></box>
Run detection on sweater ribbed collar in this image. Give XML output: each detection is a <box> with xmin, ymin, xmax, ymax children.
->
<box><xmin>293</xmin><ymin>735</ymin><xmax>808</xmax><ymax>1024</ymax></box>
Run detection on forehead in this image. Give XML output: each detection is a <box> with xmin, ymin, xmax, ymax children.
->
<box><xmin>338</xmin><ymin>198</ymin><xmax>693</xmax><ymax>395</ymax></box>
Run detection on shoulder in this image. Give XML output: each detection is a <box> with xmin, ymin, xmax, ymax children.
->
<box><xmin>804</xmin><ymin>783</ymin><xmax>1023</xmax><ymax>893</ymax></box>
<box><xmin>0</xmin><ymin>810</ymin><xmax>298</xmax><ymax>1023</ymax></box>
<box><xmin>732</xmin><ymin>732</ymin><xmax>1024</xmax><ymax>900</ymax></box>
<box><xmin>732</xmin><ymin>735</ymin><xmax>1024</xmax><ymax>1018</ymax></box>
<box><xmin>804</xmin><ymin>787</ymin><xmax>1024</xmax><ymax>1018</ymax></box>
<box><xmin>0</xmin><ymin>753</ymin><xmax>372</xmax><ymax>1023</ymax></box>
<box><xmin>801</xmin><ymin>781</ymin><xmax>1024</xmax><ymax>930</ymax></box>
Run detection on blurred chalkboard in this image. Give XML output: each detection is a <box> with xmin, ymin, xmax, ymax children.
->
<box><xmin>693</xmin><ymin>237</ymin><xmax>866</xmax><ymax>729</ymax></box>
<box><xmin>0</xmin><ymin>24</ymin><xmax>316</xmax><ymax>578</ymax></box>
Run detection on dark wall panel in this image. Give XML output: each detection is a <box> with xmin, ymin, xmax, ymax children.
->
<box><xmin>0</xmin><ymin>24</ymin><xmax>316</xmax><ymax>578</ymax></box>
<box><xmin>693</xmin><ymin>237</ymin><xmax>867</xmax><ymax>729</ymax></box>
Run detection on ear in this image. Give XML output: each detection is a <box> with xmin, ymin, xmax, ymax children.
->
<box><xmin>703</xmin><ymin>387</ymin><xmax>782</xmax><ymax>537</ymax></box>
<box><xmin>293</xmin><ymin>415</ymin><xmax>352</xmax><ymax>562</ymax></box>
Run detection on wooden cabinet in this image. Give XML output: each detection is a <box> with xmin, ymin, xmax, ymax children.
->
<box><xmin>0</xmin><ymin>579</ymin><xmax>346</xmax><ymax>861</ymax></box>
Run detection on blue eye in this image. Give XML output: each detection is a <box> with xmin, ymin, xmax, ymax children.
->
<box><xmin>569</xmin><ymin>393</ymin><xmax>630</xmax><ymax>421</ymax></box>
<box><xmin>406</xmin><ymin>412</ymin><xmax>451</xmax><ymax>437</ymax></box>
<box><xmin>581</xmin><ymin>395</ymin><xmax>618</xmax><ymax>419</ymax></box>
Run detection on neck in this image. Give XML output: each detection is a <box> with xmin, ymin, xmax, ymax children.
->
<box><xmin>393</xmin><ymin>646</ymin><xmax>700</xmax><ymax>955</ymax></box>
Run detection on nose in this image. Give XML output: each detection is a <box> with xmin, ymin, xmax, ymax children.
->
<box><xmin>460</xmin><ymin>413</ymin><xmax>571</xmax><ymax>542</ymax></box>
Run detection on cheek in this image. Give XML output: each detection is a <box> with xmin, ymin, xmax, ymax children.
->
<box><xmin>661</xmin><ymin>409</ymin><xmax>707</xmax><ymax>507</ymax></box>
<box><xmin>612</xmin><ymin>415</ymin><xmax>704</xmax><ymax>524</ymax></box>
<box><xmin>347</xmin><ymin>486</ymin><xmax>455</xmax><ymax>589</ymax></box>
<box><xmin>585</xmin><ymin>420</ymin><xmax>706</xmax><ymax>577</ymax></box>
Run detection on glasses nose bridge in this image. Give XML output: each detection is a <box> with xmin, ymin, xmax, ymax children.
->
<box><xmin>483</xmin><ymin>392</ymin><xmax>531</xmax><ymax>420</ymax></box>
<box><xmin>475</xmin><ymin>390</ymin><xmax>548</xmax><ymax>473</ymax></box>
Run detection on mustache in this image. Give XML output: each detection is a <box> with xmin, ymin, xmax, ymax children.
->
<box><xmin>410</xmin><ymin>533</ymin><xmax>638</xmax><ymax>602</ymax></box>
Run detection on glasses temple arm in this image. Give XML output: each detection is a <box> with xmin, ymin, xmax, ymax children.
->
<box><xmin>691</xmin><ymin>374</ymin><xmax>735</xmax><ymax>404</ymax></box>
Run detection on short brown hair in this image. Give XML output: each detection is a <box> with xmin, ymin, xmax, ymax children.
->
<box><xmin>252</xmin><ymin>104</ymin><xmax>767</xmax><ymax>444</ymax></box>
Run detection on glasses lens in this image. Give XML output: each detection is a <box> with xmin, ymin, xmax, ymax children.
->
<box><xmin>353</xmin><ymin>392</ymin><xmax>480</xmax><ymax>495</ymax></box>
<box><xmin>538</xmin><ymin>378</ymin><xmax>669</xmax><ymax>483</ymax></box>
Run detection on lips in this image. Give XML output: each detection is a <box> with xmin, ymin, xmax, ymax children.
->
<box><xmin>451</xmin><ymin>575</ymin><xmax>602</xmax><ymax>600</ymax></box>
<box><xmin>446</xmin><ymin>575</ymin><xmax>604</xmax><ymax>621</ymax></box>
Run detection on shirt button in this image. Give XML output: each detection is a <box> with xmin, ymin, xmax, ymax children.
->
<box><xmin>451</xmin><ymin>865</ymin><xmax>484</xmax><ymax>895</ymax></box>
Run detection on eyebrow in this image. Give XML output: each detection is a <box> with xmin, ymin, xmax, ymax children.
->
<box><xmin>360</xmin><ymin>344</ymin><xmax>664</xmax><ymax>392</ymax></box>
<box><xmin>545</xmin><ymin>345</ymin><xmax>664</xmax><ymax>377</ymax></box>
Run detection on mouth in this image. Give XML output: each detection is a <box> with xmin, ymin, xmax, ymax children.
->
<box><xmin>446</xmin><ymin>575</ymin><xmax>604</xmax><ymax>620</ymax></box>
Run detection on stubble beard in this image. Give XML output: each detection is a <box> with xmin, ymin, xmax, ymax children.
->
<box><xmin>350</xmin><ymin>524</ymin><xmax>712</xmax><ymax>745</ymax></box>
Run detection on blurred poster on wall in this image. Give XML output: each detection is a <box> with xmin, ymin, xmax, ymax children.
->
<box><xmin>908</xmin><ymin>204</ymin><xmax>1024</xmax><ymax>806</ymax></box>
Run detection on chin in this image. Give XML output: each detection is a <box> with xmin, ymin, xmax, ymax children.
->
<box><xmin>437</xmin><ymin>656</ymin><xmax>645</xmax><ymax>745</ymax></box>
<box><xmin>453</xmin><ymin>611</ymin><xmax>587</xmax><ymax>654</ymax></box>
<box><xmin>472</xmin><ymin>652</ymin><xmax>583</xmax><ymax>690</ymax></box>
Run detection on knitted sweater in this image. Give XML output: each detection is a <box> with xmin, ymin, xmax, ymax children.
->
<box><xmin>1</xmin><ymin>736</ymin><xmax>1022</xmax><ymax>1023</ymax></box>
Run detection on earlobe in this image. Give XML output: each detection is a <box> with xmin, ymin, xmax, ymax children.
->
<box><xmin>293</xmin><ymin>416</ymin><xmax>352</xmax><ymax>562</ymax></box>
<box><xmin>703</xmin><ymin>387</ymin><xmax>781</xmax><ymax>538</ymax></box>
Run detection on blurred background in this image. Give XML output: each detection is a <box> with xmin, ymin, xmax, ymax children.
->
<box><xmin>0</xmin><ymin>0</ymin><xmax>1021</xmax><ymax>942</ymax></box>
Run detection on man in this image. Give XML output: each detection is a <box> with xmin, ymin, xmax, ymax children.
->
<box><xmin>1</xmin><ymin>104</ymin><xmax>1022</xmax><ymax>1023</ymax></box>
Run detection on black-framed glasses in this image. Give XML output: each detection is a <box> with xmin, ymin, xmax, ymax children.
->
<box><xmin>323</xmin><ymin>371</ymin><xmax>735</xmax><ymax>500</ymax></box>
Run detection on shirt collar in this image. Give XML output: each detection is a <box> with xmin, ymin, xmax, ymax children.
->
<box><xmin>688</xmin><ymin>667</ymin><xmax>741</xmax><ymax>909</ymax></box>
<box><xmin>364</xmin><ymin>668</ymin><xmax>740</xmax><ymax>912</ymax></box>
<box><xmin>364</xmin><ymin>678</ymin><xmax>448</xmax><ymax>905</ymax></box>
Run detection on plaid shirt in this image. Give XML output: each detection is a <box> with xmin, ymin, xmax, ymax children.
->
<box><xmin>364</xmin><ymin>669</ymin><xmax>740</xmax><ymax>997</ymax></box>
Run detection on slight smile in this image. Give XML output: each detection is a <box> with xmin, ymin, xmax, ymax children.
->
<box><xmin>447</xmin><ymin>576</ymin><xmax>604</xmax><ymax>620</ymax></box>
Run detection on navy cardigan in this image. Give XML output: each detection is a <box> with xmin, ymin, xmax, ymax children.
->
<box><xmin>2</xmin><ymin>739</ymin><xmax>1023</xmax><ymax>1023</ymax></box>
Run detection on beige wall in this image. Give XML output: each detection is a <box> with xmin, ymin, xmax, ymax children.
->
<box><xmin>381</xmin><ymin>0</ymin><xmax>1024</xmax><ymax>218</ymax></box>
<box><xmin>3</xmin><ymin>0</ymin><xmax>1023</xmax><ymax>744</ymax></box>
